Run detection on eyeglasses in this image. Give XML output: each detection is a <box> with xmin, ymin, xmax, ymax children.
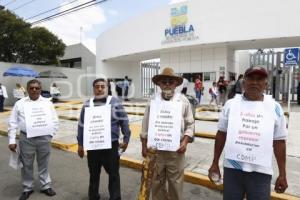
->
<box><xmin>94</xmin><ymin>85</ymin><xmax>106</xmax><ymax>89</ymax></box>
<box><xmin>28</xmin><ymin>87</ymin><xmax>41</xmax><ymax>90</ymax></box>
<box><xmin>160</xmin><ymin>79</ymin><xmax>176</xmax><ymax>85</ymax></box>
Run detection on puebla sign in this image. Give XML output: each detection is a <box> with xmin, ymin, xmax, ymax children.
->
<box><xmin>162</xmin><ymin>5</ymin><xmax>199</xmax><ymax>44</ymax></box>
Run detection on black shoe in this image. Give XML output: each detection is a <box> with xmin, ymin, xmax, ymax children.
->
<box><xmin>40</xmin><ymin>188</ymin><xmax>56</xmax><ymax>196</ymax></box>
<box><xmin>19</xmin><ymin>190</ymin><xmax>34</xmax><ymax>200</ymax></box>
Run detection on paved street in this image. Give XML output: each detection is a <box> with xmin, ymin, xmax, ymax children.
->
<box><xmin>1</xmin><ymin>99</ymin><xmax>300</xmax><ymax>199</ymax></box>
<box><xmin>0</xmin><ymin>136</ymin><xmax>222</xmax><ymax>200</ymax></box>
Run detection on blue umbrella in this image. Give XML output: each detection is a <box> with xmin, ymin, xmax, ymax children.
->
<box><xmin>3</xmin><ymin>66</ymin><xmax>39</xmax><ymax>77</ymax></box>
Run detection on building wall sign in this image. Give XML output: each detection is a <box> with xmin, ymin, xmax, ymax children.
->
<box><xmin>162</xmin><ymin>5</ymin><xmax>199</xmax><ymax>44</ymax></box>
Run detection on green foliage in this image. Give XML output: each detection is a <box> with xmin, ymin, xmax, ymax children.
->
<box><xmin>0</xmin><ymin>10</ymin><xmax>66</xmax><ymax>65</ymax></box>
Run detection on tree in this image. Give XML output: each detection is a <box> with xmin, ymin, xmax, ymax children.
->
<box><xmin>0</xmin><ymin>10</ymin><xmax>66</xmax><ymax>65</ymax></box>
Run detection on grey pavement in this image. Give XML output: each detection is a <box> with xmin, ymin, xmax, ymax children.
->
<box><xmin>1</xmin><ymin>99</ymin><xmax>300</xmax><ymax>198</ymax></box>
<box><xmin>0</xmin><ymin>136</ymin><xmax>222</xmax><ymax>200</ymax></box>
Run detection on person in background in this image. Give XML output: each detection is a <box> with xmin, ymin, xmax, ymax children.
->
<box><xmin>115</xmin><ymin>80</ymin><xmax>123</xmax><ymax>98</ymax></box>
<box><xmin>107</xmin><ymin>79</ymin><xmax>112</xmax><ymax>95</ymax></box>
<box><xmin>50</xmin><ymin>83</ymin><xmax>61</xmax><ymax>103</ymax></box>
<box><xmin>181</xmin><ymin>76</ymin><xmax>189</xmax><ymax>95</ymax></box>
<box><xmin>208</xmin><ymin>66</ymin><xmax>288</xmax><ymax>200</ymax></box>
<box><xmin>297</xmin><ymin>82</ymin><xmax>300</xmax><ymax>105</ymax></box>
<box><xmin>209</xmin><ymin>82</ymin><xmax>218</xmax><ymax>106</ymax></box>
<box><xmin>227</xmin><ymin>76</ymin><xmax>236</xmax><ymax>99</ymax></box>
<box><xmin>123</xmin><ymin>76</ymin><xmax>130</xmax><ymax>101</ymax></box>
<box><xmin>217</xmin><ymin>76</ymin><xmax>228</xmax><ymax>105</ymax></box>
<box><xmin>194</xmin><ymin>75</ymin><xmax>203</xmax><ymax>104</ymax></box>
<box><xmin>228</xmin><ymin>74</ymin><xmax>244</xmax><ymax>100</ymax></box>
<box><xmin>0</xmin><ymin>83</ymin><xmax>8</xmax><ymax>112</ymax></box>
<box><xmin>13</xmin><ymin>83</ymin><xmax>26</xmax><ymax>100</ymax></box>
<box><xmin>235</xmin><ymin>74</ymin><xmax>244</xmax><ymax>95</ymax></box>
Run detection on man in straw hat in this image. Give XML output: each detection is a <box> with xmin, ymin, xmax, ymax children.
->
<box><xmin>208</xmin><ymin>66</ymin><xmax>288</xmax><ymax>199</ymax></box>
<box><xmin>140</xmin><ymin>67</ymin><xmax>194</xmax><ymax>200</ymax></box>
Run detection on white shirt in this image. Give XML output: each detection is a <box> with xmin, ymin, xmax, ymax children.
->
<box><xmin>8</xmin><ymin>96</ymin><xmax>59</xmax><ymax>144</ymax></box>
<box><xmin>218</xmin><ymin>94</ymin><xmax>287</xmax><ymax>175</ymax></box>
<box><xmin>182</xmin><ymin>78</ymin><xmax>189</xmax><ymax>88</ymax></box>
<box><xmin>13</xmin><ymin>88</ymin><xmax>25</xmax><ymax>99</ymax></box>
<box><xmin>50</xmin><ymin>86</ymin><xmax>60</xmax><ymax>95</ymax></box>
<box><xmin>0</xmin><ymin>85</ymin><xmax>8</xmax><ymax>98</ymax></box>
<box><xmin>123</xmin><ymin>79</ymin><xmax>129</xmax><ymax>88</ymax></box>
<box><xmin>212</xmin><ymin>86</ymin><xmax>218</xmax><ymax>96</ymax></box>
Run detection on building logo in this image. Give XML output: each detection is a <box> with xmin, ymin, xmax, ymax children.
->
<box><xmin>162</xmin><ymin>5</ymin><xmax>199</xmax><ymax>44</ymax></box>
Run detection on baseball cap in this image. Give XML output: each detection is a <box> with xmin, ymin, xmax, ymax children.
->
<box><xmin>244</xmin><ymin>66</ymin><xmax>268</xmax><ymax>78</ymax></box>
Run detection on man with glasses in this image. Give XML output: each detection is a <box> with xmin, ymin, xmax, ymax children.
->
<box><xmin>208</xmin><ymin>66</ymin><xmax>288</xmax><ymax>200</ymax></box>
<box><xmin>77</xmin><ymin>78</ymin><xmax>131</xmax><ymax>200</ymax></box>
<box><xmin>8</xmin><ymin>79</ymin><xmax>59</xmax><ymax>200</ymax></box>
<box><xmin>140</xmin><ymin>67</ymin><xmax>194</xmax><ymax>200</ymax></box>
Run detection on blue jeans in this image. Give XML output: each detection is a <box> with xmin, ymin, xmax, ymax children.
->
<box><xmin>223</xmin><ymin>167</ymin><xmax>272</xmax><ymax>200</ymax></box>
<box><xmin>195</xmin><ymin>90</ymin><xmax>202</xmax><ymax>104</ymax></box>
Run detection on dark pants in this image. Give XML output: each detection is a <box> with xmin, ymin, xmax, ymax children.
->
<box><xmin>297</xmin><ymin>83</ymin><xmax>300</xmax><ymax>105</ymax></box>
<box><xmin>87</xmin><ymin>141</ymin><xmax>121</xmax><ymax>200</ymax></box>
<box><xmin>124</xmin><ymin>87</ymin><xmax>129</xmax><ymax>99</ymax></box>
<box><xmin>223</xmin><ymin>167</ymin><xmax>272</xmax><ymax>200</ymax></box>
<box><xmin>0</xmin><ymin>95</ymin><xmax>4</xmax><ymax>112</ymax></box>
<box><xmin>116</xmin><ymin>86</ymin><xmax>122</xmax><ymax>97</ymax></box>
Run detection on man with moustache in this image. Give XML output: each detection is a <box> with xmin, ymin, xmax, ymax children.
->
<box><xmin>208</xmin><ymin>66</ymin><xmax>288</xmax><ymax>200</ymax></box>
<box><xmin>77</xmin><ymin>78</ymin><xmax>131</xmax><ymax>200</ymax></box>
<box><xmin>140</xmin><ymin>67</ymin><xmax>194</xmax><ymax>200</ymax></box>
<box><xmin>8</xmin><ymin>79</ymin><xmax>59</xmax><ymax>200</ymax></box>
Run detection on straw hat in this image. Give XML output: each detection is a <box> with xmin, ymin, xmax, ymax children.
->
<box><xmin>152</xmin><ymin>67</ymin><xmax>183</xmax><ymax>86</ymax></box>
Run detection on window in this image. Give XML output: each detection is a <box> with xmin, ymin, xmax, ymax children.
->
<box><xmin>60</xmin><ymin>57</ymin><xmax>82</xmax><ymax>69</ymax></box>
<box><xmin>203</xmin><ymin>72</ymin><xmax>216</xmax><ymax>81</ymax></box>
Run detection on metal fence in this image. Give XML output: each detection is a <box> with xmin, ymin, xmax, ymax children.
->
<box><xmin>250</xmin><ymin>51</ymin><xmax>299</xmax><ymax>102</ymax></box>
<box><xmin>141</xmin><ymin>62</ymin><xmax>160</xmax><ymax>98</ymax></box>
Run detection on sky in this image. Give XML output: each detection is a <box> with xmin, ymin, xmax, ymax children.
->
<box><xmin>1</xmin><ymin>0</ymin><xmax>187</xmax><ymax>53</ymax></box>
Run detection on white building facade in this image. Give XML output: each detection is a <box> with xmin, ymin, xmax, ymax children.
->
<box><xmin>96</xmin><ymin>0</ymin><xmax>300</xmax><ymax>99</ymax></box>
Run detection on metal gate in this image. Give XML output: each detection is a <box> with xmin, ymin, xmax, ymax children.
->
<box><xmin>141</xmin><ymin>61</ymin><xmax>160</xmax><ymax>98</ymax></box>
<box><xmin>250</xmin><ymin>51</ymin><xmax>299</xmax><ymax>102</ymax></box>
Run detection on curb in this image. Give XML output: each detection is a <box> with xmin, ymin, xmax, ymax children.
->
<box><xmin>57</xmin><ymin>111</ymin><xmax>219</xmax><ymax>122</ymax></box>
<box><xmin>123</xmin><ymin>104</ymin><xmax>147</xmax><ymax>108</ymax></box>
<box><xmin>59</xmin><ymin>115</ymin><xmax>79</xmax><ymax>121</ymax></box>
<box><xmin>118</xmin><ymin>156</ymin><xmax>299</xmax><ymax>200</ymax></box>
<box><xmin>119</xmin><ymin>156</ymin><xmax>223</xmax><ymax>190</ymax></box>
<box><xmin>0</xmin><ymin>130</ymin><xmax>299</xmax><ymax>200</ymax></box>
<box><xmin>194</xmin><ymin>132</ymin><xmax>216</xmax><ymax>139</ymax></box>
<box><xmin>51</xmin><ymin>141</ymin><xmax>77</xmax><ymax>151</ymax></box>
<box><xmin>0</xmin><ymin>130</ymin><xmax>8</xmax><ymax>137</ymax></box>
<box><xmin>1</xmin><ymin>129</ymin><xmax>299</xmax><ymax>200</ymax></box>
<box><xmin>126</xmin><ymin>112</ymin><xmax>144</xmax><ymax>116</ymax></box>
<box><xmin>195</xmin><ymin>117</ymin><xmax>218</xmax><ymax>122</ymax></box>
<box><xmin>0</xmin><ymin>130</ymin><xmax>78</xmax><ymax>151</ymax></box>
<box><xmin>196</xmin><ymin>107</ymin><xmax>221</xmax><ymax>112</ymax></box>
